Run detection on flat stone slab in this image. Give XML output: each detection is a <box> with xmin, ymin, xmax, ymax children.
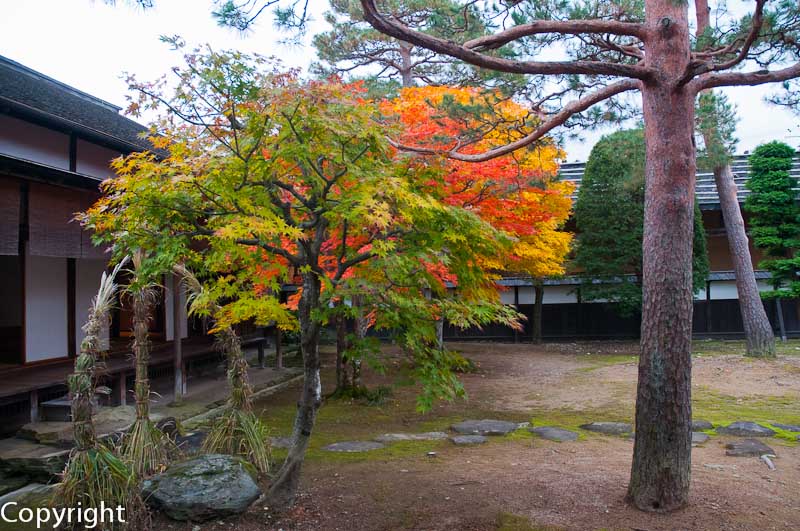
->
<box><xmin>691</xmin><ymin>420</ymin><xmax>714</xmax><ymax>431</ymax></box>
<box><xmin>772</xmin><ymin>423</ymin><xmax>800</xmax><ymax>432</ymax></box>
<box><xmin>451</xmin><ymin>419</ymin><xmax>519</xmax><ymax>436</ymax></box>
<box><xmin>725</xmin><ymin>438</ymin><xmax>775</xmax><ymax>457</ymax></box>
<box><xmin>0</xmin><ymin>437</ymin><xmax>69</xmax><ymax>483</ymax></box>
<box><xmin>579</xmin><ymin>422</ymin><xmax>633</xmax><ymax>435</ymax></box>
<box><xmin>270</xmin><ymin>436</ymin><xmax>294</xmax><ymax>449</ymax></box>
<box><xmin>717</xmin><ymin>421</ymin><xmax>776</xmax><ymax>437</ymax></box>
<box><xmin>692</xmin><ymin>432</ymin><xmax>710</xmax><ymax>445</ymax></box>
<box><xmin>529</xmin><ymin>426</ymin><xmax>578</xmax><ymax>442</ymax></box>
<box><xmin>450</xmin><ymin>435</ymin><xmax>488</xmax><ymax>445</ymax></box>
<box><xmin>374</xmin><ymin>432</ymin><xmax>449</xmax><ymax>443</ymax></box>
<box><xmin>322</xmin><ymin>441</ymin><xmax>384</xmax><ymax>452</ymax></box>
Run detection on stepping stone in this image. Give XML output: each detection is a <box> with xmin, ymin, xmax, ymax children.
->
<box><xmin>270</xmin><ymin>436</ymin><xmax>293</xmax><ymax>449</ymax></box>
<box><xmin>691</xmin><ymin>420</ymin><xmax>714</xmax><ymax>431</ymax></box>
<box><xmin>450</xmin><ymin>435</ymin><xmax>487</xmax><ymax>445</ymax></box>
<box><xmin>725</xmin><ymin>438</ymin><xmax>775</xmax><ymax>457</ymax></box>
<box><xmin>322</xmin><ymin>441</ymin><xmax>384</xmax><ymax>452</ymax></box>
<box><xmin>529</xmin><ymin>426</ymin><xmax>578</xmax><ymax>442</ymax></box>
<box><xmin>692</xmin><ymin>432</ymin><xmax>710</xmax><ymax>445</ymax></box>
<box><xmin>374</xmin><ymin>432</ymin><xmax>449</xmax><ymax>443</ymax></box>
<box><xmin>451</xmin><ymin>419</ymin><xmax>519</xmax><ymax>436</ymax></box>
<box><xmin>771</xmin><ymin>423</ymin><xmax>800</xmax><ymax>432</ymax></box>
<box><xmin>717</xmin><ymin>421</ymin><xmax>775</xmax><ymax>437</ymax></box>
<box><xmin>579</xmin><ymin>422</ymin><xmax>633</xmax><ymax>435</ymax></box>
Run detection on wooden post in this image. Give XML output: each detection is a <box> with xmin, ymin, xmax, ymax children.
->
<box><xmin>117</xmin><ymin>372</ymin><xmax>127</xmax><ymax>406</ymax></box>
<box><xmin>275</xmin><ymin>327</ymin><xmax>283</xmax><ymax>370</ymax></box>
<box><xmin>172</xmin><ymin>274</ymin><xmax>185</xmax><ymax>403</ymax></box>
<box><xmin>29</xmin><ymin>389</ymin><xmax>39</xmax><ymax>423</ymax></box>
<box><xmin>513</xmin><ymin>285</ymin><xmax>519</xmax><ymax>343</ymax></box>
<box><xmin>257</xmin><ymin>336</ymin><xmax>266</xmax><ymax>369</ymax></box>
<box><xmin>776</xmin><ymin>298</ymin><xmax>787</xmax><ymax>342</ymax></box>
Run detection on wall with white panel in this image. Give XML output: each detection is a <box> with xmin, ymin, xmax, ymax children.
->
<box><xmin>0</xmin><ymin>115</ymin><xmax>69</xmax><ymax>169</ymax></box>
<box><xmin>25</xmin><ymin>254</ymin><xmax>68</xmax><ymax>362</ymax></box>
<box><xmin>76</xmin><ymin>139</ymin><xmax>120</xmax><ymax>179</ymax></box>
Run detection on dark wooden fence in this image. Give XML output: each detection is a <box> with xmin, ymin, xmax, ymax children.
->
<box><xmin>442</xmin><ymin>299</ymin><xmax>800</xmax><ymax>341</ymax></box>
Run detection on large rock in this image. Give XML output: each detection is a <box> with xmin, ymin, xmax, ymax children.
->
<box><xmin>0</xmin><ymin>438</ymin><xmax>68</xmax><ymax>483</ymax></box>
<box><xmin>529</xmin><ymin>427</ymin><xmax>579</xmax><ymax>442</ymax></box>
<box><xmin>725</xmin><ymin>439</ymin><xmax>775</xmax><ymax>457</ymax></box>
<box><xmin>691</xmin><ymin>420</ymin><xmax>714</xmax><ymax>431</ymax></box>
<box><xmin>579</xmin><ymin>422</ymin><xmax>633</xmax><ymax>436</ymax></box>
<box><xmin>450</xmin><ymin>435</ymin><xmax>487</xmax><ymax>445</ymax></box>
<box><xmin>322</xmin><ymin>441</ymin><xmax>384</xmax><ymax>452</ymax></box>
<box><xmin>374</xmin><ymin>432</ymin><xmax>449</xmax><ymax>443</ymax></box>
<box><xmin>451</xmin><ymin>419</ymin><xmax>519</xmax><ymax>436</ymax></box>
<box><xmin>141</xmin><ymin>454</ymin><xmax>261</xmax><ymax>521</ymax></box>
<box><xmin>692</xmin><ymin>432</ymin><xmax>710</xmax><ymax>445</ymax></box>
<box><xmin>717</xmin><ymin>421</ymin><xmax>775</xmax><ymax>437</ymax></box>
<box><xmin>0</xmin><ymin>484</ymin><xmax>57</xmax><ymax>531</ymax></box>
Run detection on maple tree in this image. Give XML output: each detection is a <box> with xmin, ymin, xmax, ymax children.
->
<box><xmin>383</xmin><ymin>86</ymin><xmax>573</xmax><ymax>341</ymax></box>
<box><xmin>83</xmin><ymin>48</ymin><xmax>521</xmax><ymax>510</ymax></box>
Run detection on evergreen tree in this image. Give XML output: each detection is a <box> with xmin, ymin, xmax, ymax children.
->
<box><xmin>745</xmin><ymin>141</ymin><xmax>800</xmax><ymax>298</ymax></box>
<box><xmin>575</xmin><ymin>129</ymin><xmax>708</xmax><ymax>317</ymax></box>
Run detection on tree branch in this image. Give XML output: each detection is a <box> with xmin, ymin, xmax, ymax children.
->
<box><xmin>463</xmin><ymin>19</ymin><xmax>648</xmax><ymax>51</ymax></box>
<box><xmin>692</xmin><ymin>62</ymin><xmax>800</xmax><ymax>91</ymax></box>
<box><xmin>388</xmin><ymin>78</ymin><xmax>641</xmax><ymax>162</ymax></box>
<box><xmin>358</xmin><ymin>0</ymin><xmax>655</xmax><ymax>80</ymax></box>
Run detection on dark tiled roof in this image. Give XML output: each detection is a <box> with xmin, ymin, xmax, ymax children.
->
<box><xmin>0</xmin><ymin>55</ymin><xmax>152</xmax><ymax>152</ymax></box>
<box><xmin>558</xmin><ymin>154</ymin><xmax>800</xmax><ymax>207</ymax></box>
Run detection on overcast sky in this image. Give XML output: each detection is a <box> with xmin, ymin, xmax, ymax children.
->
<box><xmin>1</xmin><ymin>0</ymin><xmax>798</xmax><ymax>160</ymax></box>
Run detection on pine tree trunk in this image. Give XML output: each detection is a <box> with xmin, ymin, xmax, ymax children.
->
<box><xmin>628</xmin><ymin>0</ymin><xmax>694</xmax><ymax>512</ymax></box>
<box><xmin>713</xmin><ymin>164</ymin><xmax>776</xmax><ymax>357</ymax></box>
<box><xmin>532</xmin><ymin>282</ymin><xmax>544</xmax><ymax>344</ymax></box>
<box><xmin>132</xmin><ymin>289</ymin><xmax>152</xmax><ymax>422</ymax></box>
<box><xmin>399</xmin><ymin>42</ymin><xmax>413</xmax><ymax>88</ymax></box>
<box><xmin>267</xmin><ymin>272</ymin><xmax>322</xmax><ymax>510</ymax></box>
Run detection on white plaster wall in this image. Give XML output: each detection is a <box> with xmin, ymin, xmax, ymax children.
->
<box><xmin>165</xmin><ymin>275</ymin><xmax>188</xmax><ymax>341</ymax></box>
<box><xmin>709</xmin><ymin>280</ymin><xmax>739</xmax><ymax>300</ymax></box>
<box><xmin>499</xmin><ymin>288</ymin><xmax>516</xmax><ymax>305</ymax></box>
<box><xmin>0</xmin><ymin>115</ymin><xmax>69</xmax><ymax>169</ymax></box>
<box><xmin>75</xmin><ymin>259</ymin><xmax>110</xmax><ymax>352</ymax></box>
<box><xmin>25</xmin><ymin>254</ymin><xmax>68</xmax><ymax>362</ymax></box>
<box><xmin>542</xmin><ymin>285</ymin><xmax>578</xmax><ymax>304</ymax></box>
<box><xmin>76</xmin><ymin>139</ymin><xmax>120</xmax><ymax>179</ymax></box>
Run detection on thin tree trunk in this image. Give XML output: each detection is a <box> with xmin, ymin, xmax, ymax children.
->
<box><xmin>712</xmin><ymin>164</ymin><xmax>776</xmax><ymax>357</ymax></box>
<box><xmin>335</xmin><ymin>310</ymin><xmax>350</xmax><ymax>392</ymax></box>
<box><xmin>532</xmin><ymin>282</ymin><xmax>544</xmax><ymax>344</ymax></box>
<box><xmin>628</xmin><ymin>1</ymin><xmax>694</xmax><ymax>512</ymax></box>
<box><xmin>267</xmin><ymin>272</ymin><xmax>322</xmax><ymax>510</ymax></box>
<box><xmin>132</xmin><ymin>288</ymin><xmax>152</xmax><ymax>422</ymax></box>
<box><xmin>399</xmin><ymin>42</ymin><xmax>413</xmax><ymax>88</ymax></box>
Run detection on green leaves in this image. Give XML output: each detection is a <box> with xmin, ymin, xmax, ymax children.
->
<box><xmin>745</xmin><ymin>141</ymin><xmax>800</xmax><ymax>295</ymax></box>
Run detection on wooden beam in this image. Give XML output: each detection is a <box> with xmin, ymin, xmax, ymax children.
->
<box><xmin>29</xmin><ymin>389</ymin><xmax>38</xmax><ymax>423</ymax></box>
<box><xmin>67</xmin><ymin>258</ymin><xmax>76</xmax><ymax>358</ymax></box>
<box><xmin>172</xmin><ymin>274</ymin><xmax>184</xmax><ymax>402</ymax></box>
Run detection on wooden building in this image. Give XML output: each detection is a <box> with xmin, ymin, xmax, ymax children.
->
<box><xmin>444</xmin><ymin>154</ymin><xmax>800</xmax><ymax>341</ymax></box>
<box><xmin>0</xmin><ymin>56</ymin><xmax>200</xmax><ymax>435</ymax></box>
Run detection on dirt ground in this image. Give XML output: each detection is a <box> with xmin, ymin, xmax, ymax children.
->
<box><xmin>163</xmin><ymin>340</ymin><xmax>800</xmax><ymax>531</ymax></box>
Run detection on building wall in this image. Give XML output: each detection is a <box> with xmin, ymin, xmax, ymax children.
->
<box><xmin>25</xmin><ymin>254</ymin><xmax>68</xmax><ymax>362</ymax></box>
<box><xmin>76</xmin><ymin>139</ymin><xmax>120</xmax><ymax>179</ymax></box>
<box><xmin>0</xmin><ymin>115</ymin><xmax>70</xmax><ymax>169</ymax></box>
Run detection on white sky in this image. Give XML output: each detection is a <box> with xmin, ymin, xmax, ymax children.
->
<box><xmin>1</xmin><ymin>0</ymin><xmax>798</xmax><ymax>161</ymax></box>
